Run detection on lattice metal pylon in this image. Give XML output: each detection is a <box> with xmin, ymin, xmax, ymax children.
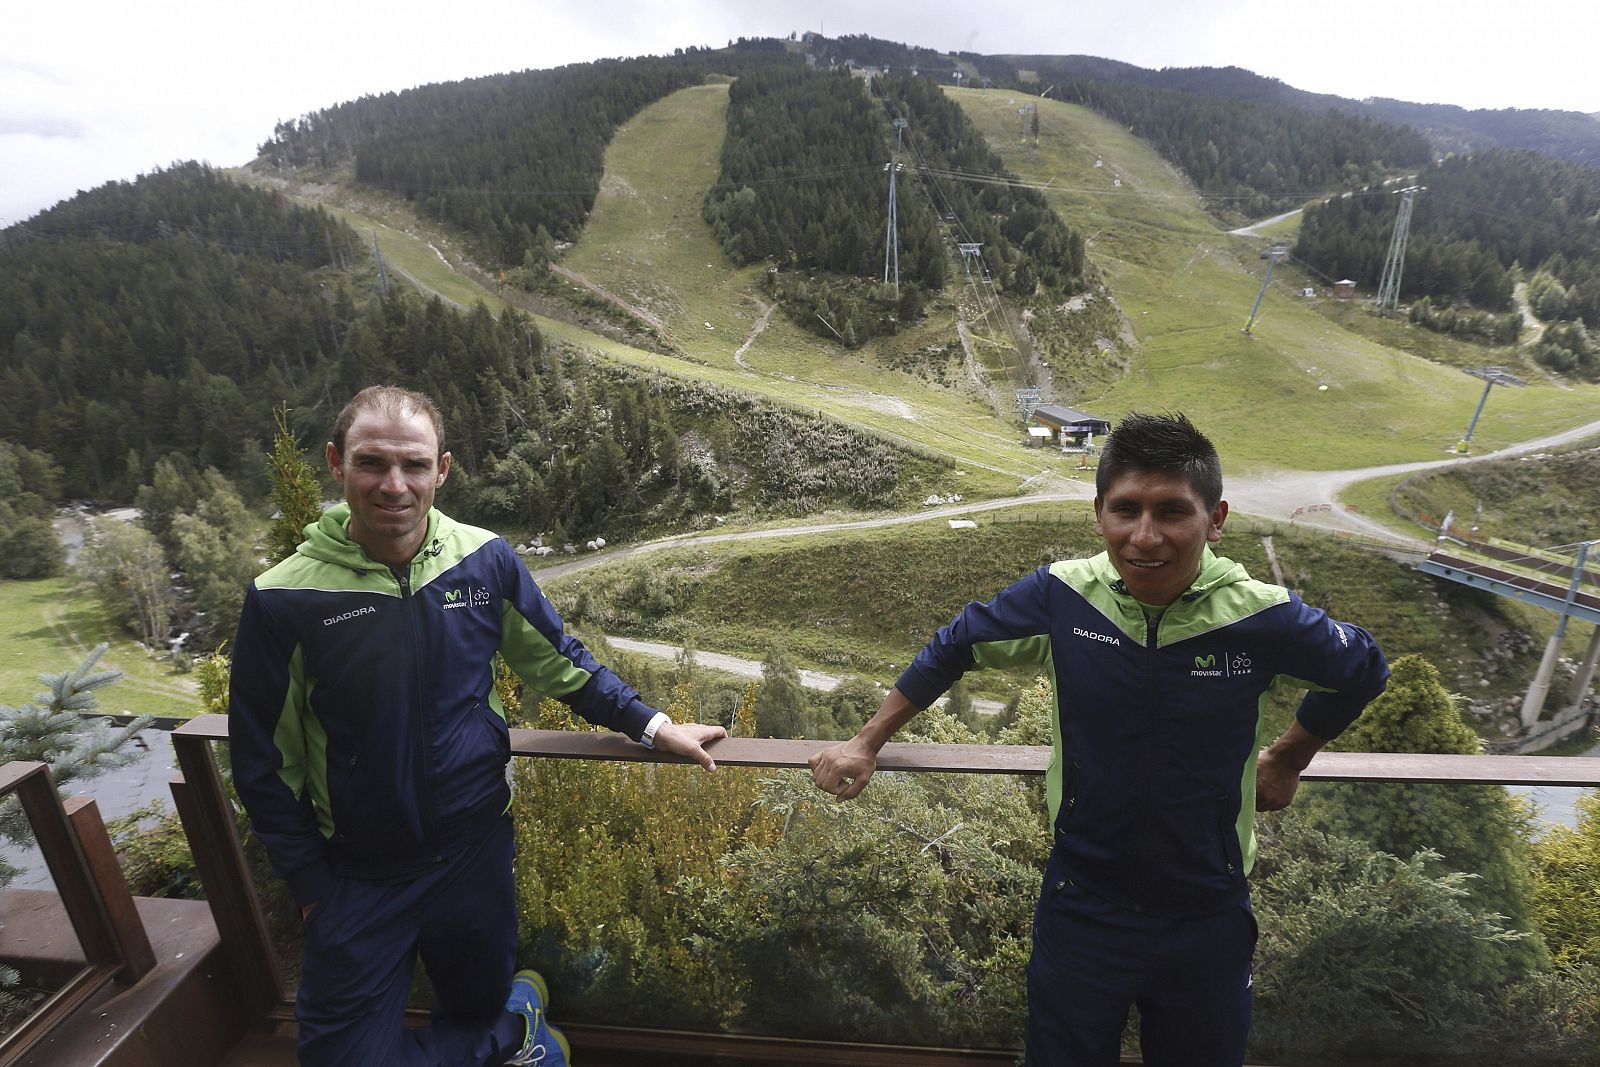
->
<box><xmin>1375</xmin><ymin>186</ymin><xmax>1423</xmax><ymax>312</ymax></box>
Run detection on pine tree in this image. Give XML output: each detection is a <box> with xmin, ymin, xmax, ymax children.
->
<box><xmin>265</xmin><ymin>405</ymin><xmax>324</xmax><ymax>566</ymax></box>
<box><xmin>753</xmin><ymin>645</ymin><xmax>813</xmax><ymax>738</ymax></box>
<box><xmin>1295</xmin><ymin>654</ymin><xmax>1547</xmax><ymax>981</ymax></box>
<box><xmin>0</xmin><ymin>645</ymin><xmax>152</xmax><ymax>848</ymax></box>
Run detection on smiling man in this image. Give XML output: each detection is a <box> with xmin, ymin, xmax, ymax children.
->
<box><xmin>809</xmin><ymin>411</ymin><xmax>1389</xmax><ymax>1067</ymax></box>
<box><xmin>229</xmin><ymin>385</ymin><xmax>725</xmax><ymax>1066</ymax></box>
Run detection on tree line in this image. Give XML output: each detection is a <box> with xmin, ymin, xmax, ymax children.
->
<box><xmin>702</xmin><ymin>64</ymin><xmax>1089</xmax><ymax>347</ymax></box>
<box><xmin>883</xmin><ymin>72</ymin><xmax>1088</xmax><ymax>298</ymax></box>
<box><xmin>788</xmin><ymin>36</ymin><xmax>1433</xmax><ymax>223</ymax></box>
<box><xmin>261</xmin><ymin>45</ymin><xmax>799</xmax><ymax>268</ymax></box>
<box><xmin>0</xmin><ymin>164</ymin><xmax>361</xmax><ymax>499</ymax></box>
<box><xmin>1051</xmin><ymin>76</ymin><xmax>1431</xmax><ymax>221</ymax></box>
<box><xmin>1295</xmin><ymin>149</ymin><xmax>1600</xmax><ymax>377</ymax></box>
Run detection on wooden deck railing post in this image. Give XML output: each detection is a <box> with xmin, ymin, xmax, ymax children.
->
<box><xmin>62</xmin><ymin>795</ymin><xmax>156</xmax><ymax>980</ymax></box>
<box><xmin>169</xmin><ymin>724</ymin><xmax>285</xmax><ymax>1019</ymax></box>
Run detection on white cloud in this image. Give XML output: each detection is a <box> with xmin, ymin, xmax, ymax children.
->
<box><xmin>2</xmin><ymin>0</ymin><xmax>1596</xmax><ymax>224</ymax></box>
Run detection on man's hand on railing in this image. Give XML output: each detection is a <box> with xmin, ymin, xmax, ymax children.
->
<box><xmin>1256</xmin><ymin>720</ymin><xmax>1328</xmax><ymax>811</ymax></box>
<box><xmin>651</xmin><ymin>721</ymin><xmax>728</xmax><ymax>772</ymax></box>
<box><xmin>810</xmin><ymin>686</ymin><xmax>923</xmax><ymax>800</ymax></box>
<box><xmin>809</xmin><ymin>739</ymin><xmax>879</xmax><ymax>800</ymax></box>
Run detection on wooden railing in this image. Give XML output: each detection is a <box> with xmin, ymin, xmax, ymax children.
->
<box><xmin>161</xmin><ymin>714</ymin><xmax>1600</xmax><ymax>1065</ymax></box>
<box><xmin>0</xmin><ymin>763</ymin><xmax>156</xmax><ymax>1066</ymax></box>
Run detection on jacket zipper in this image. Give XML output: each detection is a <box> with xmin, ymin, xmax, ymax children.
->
<box><xmin>394</xmin><ymin>563</ymin><xmax>438</xmax><ymax>849</ymax></box>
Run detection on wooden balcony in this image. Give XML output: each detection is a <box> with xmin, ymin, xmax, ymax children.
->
<box><xmin>4</xmin><ymin>719</ymin><xmax>1599</xmax><ymax>1066</ymax></box>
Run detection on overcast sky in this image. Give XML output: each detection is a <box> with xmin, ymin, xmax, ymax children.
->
<box><xmin>4</xmin><ymin>0</ymin><xmax>1597</xmax><ymax>224</ymax></box>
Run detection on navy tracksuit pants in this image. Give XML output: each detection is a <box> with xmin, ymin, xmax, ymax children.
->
<box><xmin>296</xmin><ymin>816</ymin><xmax>523</xmax><ymax>1066</ymax></box>
<box><xmin>1026</xmin><ymin>851</ymin><xmax>1257</xmax><ymax>1067</ymax></box>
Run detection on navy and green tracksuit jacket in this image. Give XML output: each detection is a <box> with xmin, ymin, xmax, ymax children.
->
<box><xmin>228</xmin><ymin>504</ymin><xmax>656</xmax><ymax>909</ymax></box>
<box><xmin>896</xmin><ymin>548</ymin><xmax>1388</xmax><ymax>917</ymax></box>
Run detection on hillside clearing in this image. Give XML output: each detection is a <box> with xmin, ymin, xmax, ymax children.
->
<box><xmin>0</xmin><ymin>577</ymin><xmax>199</xmax><ymax>718</ymax></box>
<box><xmin>947</xmin><ymin>87</ymin><xmax>1600</xmax><ymax>471</ymax></box>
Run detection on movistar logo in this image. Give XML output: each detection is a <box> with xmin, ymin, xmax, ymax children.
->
<box><xmin>442</xmin><ymin>586</ymin><xmax>491</xmax><ymax>611</ymax></box>
<box><xmin>1191</xmin><ymin>651</ymin><xmax>1251</xmax><ymax>678</ymax></box>
<box><xmin>1072</xmin><ymin>626</ymin><xmax>1121</xmax><ymax>646</ymax></box>
<box><xmin>323</xmin><ymin>606</ymin><xmax>376</xmax><ymax>627</ymax></box>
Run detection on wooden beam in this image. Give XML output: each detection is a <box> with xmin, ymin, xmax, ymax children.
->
<box><xmin>63</xmin><ymin>795</ymin><xmax>156</xmax><ymax>980</ymax></box>
<box><xmin>172</xmin><ymin>714</ymin><xmax>1600</xmax><ymax>786</ymax></box>
<box><xmin>168</xmin><ymin>736</ymin><xmax>285</xmax><ymax>1018</ymax></box>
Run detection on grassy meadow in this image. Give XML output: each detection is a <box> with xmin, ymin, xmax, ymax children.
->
<box><xmin>543</xmin><ymin>505</ymin><xmax>1567</xmax><ymax>731</ymax></box>
<box><xmin>0</xmin><ymin>577</ymin><xmax>199</xmax><ymax>719</ymax></box>
<box><xmin>946</xmin><ymin>86</ymin><xmax>1600</xmax><ymax>472</ymax></box>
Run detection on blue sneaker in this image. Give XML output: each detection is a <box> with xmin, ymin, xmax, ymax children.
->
<box><xmin>504</xmin><ymin>968</ymin><xmax>570</xmax><ymax>1066</ymax></box>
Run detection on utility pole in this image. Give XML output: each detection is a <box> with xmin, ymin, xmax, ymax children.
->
<box><xmin>372</xmin><ymin>232</ymin><xmax>390</xmax><ymax>299</ymax></box>
<box><xmin>1520</xmin><ymin>540</ymin><xmax>1599</xmax><ymax>728</ymax></box>
<box><xmin>882</xmin><ymin>162</ymin><xmax>903</xmax><ymax>296</ymax></box>
<box><xmin>1375</xmin><ymin>186</ymin><xmax>1424</xmax><ymax>313</ymax></box>
<box><xmin>1457</xmin><ymin>366</ymin><xmax>1526</xmax><ymax>452</ymax></box>
<box><xmin>1243</xmin><ymin>246</ymin><xmax>1288</xmax><ymax>334</ymax></box>
<box><xmin>957</xmin><ymin>243</ymin><xmax>984</xmax><ymax>282</ymax></box>
<box><xmin>881</xmin><ymin>118</ymin><xmax>909</xmax><ymax>297</ymax></box>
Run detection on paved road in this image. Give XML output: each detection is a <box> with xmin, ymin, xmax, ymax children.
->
<box><xmin>606</xmin><ymin>636</ymin><xmax>1006</xmax><ymax>715</ymax></box>
<box><xmin>8</xmin><ymin>728</ymin><xmax>180</xmax><ymax>890</ymax></box>
<box><xmin>535</xmin><ymin>412</ymin><xmax>1600</xmax><ymax>585</ymax></box>
<box><xmin>1510</xmin><ymin>739</ymin><xmax>1600</xmax><ymax>829</ymax></box>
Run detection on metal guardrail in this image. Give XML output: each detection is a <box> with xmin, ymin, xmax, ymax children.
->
<box><xmin>166</xmin><ymin>715</ymin><xmax>1600</xmax><ymax>1065</ymax></box>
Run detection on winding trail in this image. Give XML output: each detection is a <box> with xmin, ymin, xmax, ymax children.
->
<box><xmin>1228</xmin><ymin>207</ymin><xmax>1302</xmax><ymax>238</ymax></box>
<box><xmin>732</xmin><ymin>297</ymin><xmax>776</xmax><ymax>372</ymax></box>
<box><xmin>605</xmin><ymin>636</ymin><xmax>1006</xmax><ymax>715</ymax></box>
<box><xmin>538</xmin><ymin>414</ymin><xmax>1600</xmax><ymax>584</ymax></box>
<box><xmin>1225</xmin><ymin>414</ymin><xmax>1600</xmax><ymax>544</ymax></box>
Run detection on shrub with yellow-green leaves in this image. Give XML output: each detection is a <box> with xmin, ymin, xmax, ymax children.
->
<box><xmin>1530</xmin><ymin>792</ymin><xmax>1600</xmax><ymax>969</ymax></box>
<box><xmin>510</xmin><ymin>683</ymin><xmax>779</xmax><ymax>1028</ymax></box>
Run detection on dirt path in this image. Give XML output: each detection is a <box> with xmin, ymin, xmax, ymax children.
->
<box><xmin>733</xmin><ymin>297</ymin><xmax>776</xmax><ymax>371</ymax></box>
<box><xmin>549</xmin><ymin>263</ymin><xmax>667</xmax><ymax>333</ymax></box>
<box><xmin>534</xmin><ymin>413</ymin><xmax>1600</xmax><ymax>583</ymax></box>
<box><xmin>1512</xmin><ymin>282</ymin><xmax>1547</xmax><ymax>346</ymax></box>
<box><xmin>533</xmin><ymin>484</ymin><xmax>1094</xmax><ymax>581</ymax></box>
<box><xmin>1228</xmin><ymin>208</ymin><xmax>1302</xmax><ymax>238</ymax></box>
<box><xmin>1226</xmin><ymin>414</ymin><xmax>1600</xmax><ymax>542</ymax></box>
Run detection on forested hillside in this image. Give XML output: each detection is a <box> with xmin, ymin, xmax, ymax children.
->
<box><xmin>705</xmin><ymin>67</ymin><xmax>943</xmax><ymax>284</ymax></box>
<box><xmin>970</xmin><ymin>53</ymin><xmax>1600</xmax><ymax>168</ymax></box>
<box><xmin>1295</xmin><ymin>149</ymin><xmax>1600</xmax><ymax>376</ymax></box>
<box><xmin>0</xmin><ymin>163</ymin><xmax>361</xmax><ymax>498</ymax></box>
<box><xmin>702</xmin><ymin>65</ymin><xmax>1086</xmax><ymax>346</ymax></box>
<box><xmin>260</xmin><ymin>43</ymin><xmax>798</xmax><ymax>267</ymax></box>
<box><xmin>1056</xmin><ymin>78</ymin><xmax>1430</xmax><ymax>218</ymax></box>
<box><xmin>0</xmin><ymin>163</ymin><xmax>945</xmax><ymax>535</ymax></box>
<box><xmin>799</xmin><ymin>36</ymin><xmax>1430</xmax><ymax>221</ymax></box>
<box><xmin>883</xmin><ymin>73</ymin><xmax>1087</xmax><ymax>296</ymax></box>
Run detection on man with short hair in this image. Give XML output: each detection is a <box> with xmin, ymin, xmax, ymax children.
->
<box><xmin>230</xmin><ymin>385</ymin><xmax>725</xmax><ymax>1066</ymax></box>
<box><xmin>809</xmin><ymin>411</ymin><xmax>1388</xmax><ymax>1066</ymax></box>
